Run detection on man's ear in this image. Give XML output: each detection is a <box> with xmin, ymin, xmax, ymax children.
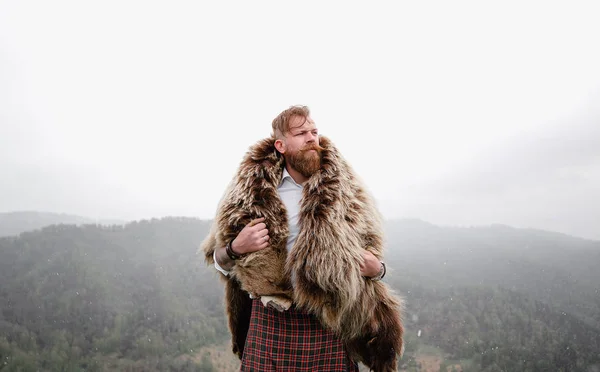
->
<box><xmin>274</xmin><ymin>139</ymin><xmax>286</xmax><ymax>154</ymax></box>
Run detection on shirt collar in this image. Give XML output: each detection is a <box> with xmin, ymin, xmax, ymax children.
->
<box><xmin>280</xmin><ymin>167</ymin><xmax>303</xmax><ymax>188</ymax></box>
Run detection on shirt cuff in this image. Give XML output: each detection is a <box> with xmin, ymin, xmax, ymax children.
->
<box><xmin>213</xmin><ymin>250</ymin><xmax>230</xmax><ymax>277</ymax></box>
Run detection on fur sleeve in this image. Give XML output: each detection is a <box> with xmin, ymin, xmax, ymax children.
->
<box><xmin>199</xmin><ymin>219</ymin><xmax>219</xmax><ymax>266</ymax></box>
<box><xmin>197</xmin><ymin>179</ymin><xmax>253</xmax><ymax>360</ymax></box>
<box><xmin>198</xmin><ymin>178</ymin><xmax>237</xmax><ymax>268</ymax></box>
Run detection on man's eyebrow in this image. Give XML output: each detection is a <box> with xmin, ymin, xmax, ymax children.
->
<box><xmin>290</xmin><ymin>126</ymin><xmax>318</xmax><ymax>134</ymax></box>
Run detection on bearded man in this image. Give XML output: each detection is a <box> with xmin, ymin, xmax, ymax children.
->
<box><xmin>201</xmin><ymin>105</ymin><xmax>404</xmax><ymax>371</ymax></box>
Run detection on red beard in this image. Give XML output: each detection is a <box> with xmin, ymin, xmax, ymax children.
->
<box><xmin>287</xmin><ymin>143</ymin><xmax>323</xmax><ymax>178</ymax></box>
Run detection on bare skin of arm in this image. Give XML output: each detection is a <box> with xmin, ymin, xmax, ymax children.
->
<box><xmin>360</xmin><ymin>250</ymin><xmax>384</xmax><ymax>278</ymax></box>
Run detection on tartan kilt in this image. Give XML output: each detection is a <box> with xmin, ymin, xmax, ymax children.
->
<box><xmin>241</xmin><ymin>298</ymin><xmax>359</xmax><ymax>372</ymax></box>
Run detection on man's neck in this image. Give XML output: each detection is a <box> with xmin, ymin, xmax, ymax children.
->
<box><xmin>285</xmin><ymin>164</ymin><xmax>309</xmax><ymax>185</ymax></box>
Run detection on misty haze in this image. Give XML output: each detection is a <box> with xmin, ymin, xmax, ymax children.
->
<box><xmin>2</xmin><ymin>2</ymin><xmax>600</xmax><ymax>372</ymax></box>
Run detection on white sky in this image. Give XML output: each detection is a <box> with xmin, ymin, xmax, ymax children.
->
<box><xmin>1</xmin><ymin>1</ymin><xmax>600</xmax><ymax>239</ymax></box>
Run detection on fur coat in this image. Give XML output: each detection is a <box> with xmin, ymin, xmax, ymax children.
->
<box><xmin>200</xmin><ymin>135</ymin><xmax>404</xmax><ymax>371</ymax></box>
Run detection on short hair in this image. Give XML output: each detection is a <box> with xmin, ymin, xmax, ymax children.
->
<box><xmin>271</xmin><ymin>105</ymin><xmax>310</xmax><ymax>139</ymax></box>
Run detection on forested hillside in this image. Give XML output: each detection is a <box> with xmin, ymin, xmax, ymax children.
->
<box><xmin>0</xmin><ymin>218</ymin><xmax>227</xmax><ymax>371</ymax></box>
<box><xmin>1</xmin><ymin>217</ymin><xmax>599</xmax><ymax>371</ymax></box>
<box><xmin>0</xmin><ymin>212</ymin><xmax>124</xmax><ymax>237</ymax></box>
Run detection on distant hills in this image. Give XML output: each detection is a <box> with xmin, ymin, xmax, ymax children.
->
<box><xmin>386</xmin><ymin>219</ymin><xmax>600</xmax><ymax>327</ymax></box>
<box><xmin>0</xmin><ymin>211</ymin><xmax>126</xmax><ymax>237</ymax></box>
<box><xmin>0</xmin><ymin>217</ymin><xmax>225</xmax><ymax>371</ymax></box>
<box><xmin>0</xmin><ymin>213</ymin><xmax>599</xmax><ymax>371</ymax></box>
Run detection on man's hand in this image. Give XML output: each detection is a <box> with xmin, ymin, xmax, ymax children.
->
<box><xmin>360</xmin><ymin>250</ymin><xmax>383</xmax><ymax>278</ymax></box>
<box><xmin>231</xmin><ymin>217</ymin><xmax>270</xmax><ymax>255</ymax></box>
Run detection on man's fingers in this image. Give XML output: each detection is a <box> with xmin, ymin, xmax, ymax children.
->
<box><xmin>248</xmin><ymin>217</ymin><xmax>266</xmax><ymax>227</ymax></box>
<box><xmin>256</xmin><ymin>228</ymin><xmax>269</xmax><ymax>237</ymax></box>
<box><xmin>252</xmin><ymin>222</ymin><xmax>267</xmax><ymax>231</ymax></box>
<box><xmin>254</xmin><ymin>233</ymin><xmax>269</xmax><ymax>243</ymax></box>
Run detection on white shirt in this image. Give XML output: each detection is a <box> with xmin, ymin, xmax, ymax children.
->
<box><xmin>214</xmin><ymin>167</ymin><xmax>303</xmax><ymax>276</ymax></box>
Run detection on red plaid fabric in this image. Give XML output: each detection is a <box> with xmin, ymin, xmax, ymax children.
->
<box><xmin>240</xmin><ymin>298</ymin><xmax>359</xmax><ymax>371</ymax></box>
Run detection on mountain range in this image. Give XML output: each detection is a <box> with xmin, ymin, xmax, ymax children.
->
<box><xmin>0</xmin><ymin>212</ymin><xmax>598</xmax><ymax>371</ymax></box>
<box><xmin>0</xmin><ymin>211</ymin><xmax>125</xmax><ymax>237</ymax></box>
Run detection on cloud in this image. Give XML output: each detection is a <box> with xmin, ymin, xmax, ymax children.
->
<box><xmin>383</xmin><ymin>103</ymin><xmax>600</xmax><ymax>239</ymax></box>
<box><xmin>440</xmin><ymin>105</ymin><xmax>600</xmax><ymax>197</ymax></box>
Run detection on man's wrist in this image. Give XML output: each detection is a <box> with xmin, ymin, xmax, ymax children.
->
<box><xmin>226</xmin><ymin>238</ymin><xmax>242</xmax><ymax>260</ymax></box>
<box><xmin>370</xmin><ymin>261</ymin><xmax>386</xmax><ymax>281</ymax></box>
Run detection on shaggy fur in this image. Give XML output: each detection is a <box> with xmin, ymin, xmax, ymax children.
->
<box><xmin>200</xmin><ymin>136</ymin><xmax>404</xmax><ymax>371</ymax></box>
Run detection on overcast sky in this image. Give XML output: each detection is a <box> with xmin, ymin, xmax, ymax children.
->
<box><xmin>1</xmin><ymin>1</ymin><xmax>599</xmax><ymax>239</ymax></box>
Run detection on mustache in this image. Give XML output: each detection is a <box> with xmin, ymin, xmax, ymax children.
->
<box><xmin>300</xmin><ymin>143</ymin><xmax>324</xmax><ymax>153</ymax></box>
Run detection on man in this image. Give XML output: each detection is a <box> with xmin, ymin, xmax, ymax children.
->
<box><xmin>201</xmin><ymin>105</ymin><xmax>403</xmax><ymax>371</ymax></box>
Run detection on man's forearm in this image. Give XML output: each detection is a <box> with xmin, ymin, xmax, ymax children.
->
<box><xmin>215</xmin><ymin>245</ymin><xmax>236</xmax><ymax>271</ymax></box>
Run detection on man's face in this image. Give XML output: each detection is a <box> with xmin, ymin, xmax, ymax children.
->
<box><xmin>278</xmin><ymin>115</ymin><xmax>322</xmax><ymax>178</ymax></box>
